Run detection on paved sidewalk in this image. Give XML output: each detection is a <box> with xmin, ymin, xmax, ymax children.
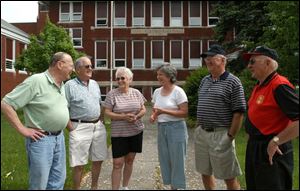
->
<box><xmin>81</xmin><ymin>110</ymin><xmax>226</xmax><ymax>190</ymax></box>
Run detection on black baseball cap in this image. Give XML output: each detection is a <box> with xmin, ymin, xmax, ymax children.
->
<box><xmin>201</xmin><ymin>44</ymin><xmax>226</xmax><ymax>58</ymax></box>
<box><xmin>243</xmin><ymin>45</ymin><xmax>279</xmax><ymax>61</ymax></box>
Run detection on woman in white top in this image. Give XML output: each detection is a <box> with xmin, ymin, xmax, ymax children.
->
<box><xmin>150</xmin><ymin>63</ymin><xmax>188</xmax><ymax>189</ymax></box>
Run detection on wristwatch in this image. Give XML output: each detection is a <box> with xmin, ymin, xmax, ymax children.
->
<box><xmin>272</xmin><ymin>136</ymin><xmax>280</xmax><ymax>145</ymax></box>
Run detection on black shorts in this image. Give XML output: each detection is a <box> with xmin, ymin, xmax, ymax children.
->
<box><xmin>111</xmin><ymin>131</ymin><xmax>143</xmax><ymax>158</ymax></box>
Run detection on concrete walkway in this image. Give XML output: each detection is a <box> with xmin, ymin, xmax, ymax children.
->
<box><xmin>80</xmin><ymin>108</ymin><xmax>226</xmax><ymax>190</ymax></box>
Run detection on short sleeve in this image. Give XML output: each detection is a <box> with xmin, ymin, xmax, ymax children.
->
<box><xmin>175</xmin><ymin>87</ymin><xmax>188</xmax><ymax>105</ymax></box>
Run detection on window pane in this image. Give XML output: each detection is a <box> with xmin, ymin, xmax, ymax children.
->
<box><xmin>96</xmin><ymin>60</ymin><xmax>107</xmax><ymax>67</ymax></box>
<box><xmin>97</xmin><ymin>42</ymin><xmax>107</xmax><ymax>59</ymax></box>
<box><xmin>6</xmin><ymin>38</ymin><xmax>13</xmax><ymax>59</ymax></box>
<box><xmin>73</xmin><ymin>2</ymin><xmax>82</xmax><ymax>12</ymax></box>
<box><xmin>190</xmin><ymin>41</ymin><xmax>201</xmax><ymax>58</ymax></box>
<box><xmin>115</xmin><ymin>42</ymin><xmax>125</xmax><ymax>59</ymax></box>
<box><xmin>97</xmin><ymin>1</ymin><xmax>107</xmax><ymax>18</ymax></box>
<box><xmin>152</xmin><ymin>2</ymin><xmax>162</xmax><ymax>17</ymax></box>
<box><xmin>190</xmin><ymin>1</ymin><xmax>200</xmax><ymax>17</ymax></box>
<box><xmin>133</xmin><ymin>1</ymin><xmax>144</xmax><ymax>17</ymax></box>
<box><xmin>152</xmin><ymin>41</ymin><xmax>163</xmax><ymax>58</ymax></box>
<box><xmin>171</xmin><ymin>2</ymin><xmax>181</xmax><ymax>17</ymax></box>
<box><xmin>61</xmin><ymin>2</ymin><xmax>69</xmax><ymax>13</ymax></box>
<box><xmin>73</xmin><ymin>39</ymin><xmax>81</xmax><ymax>46</ymax></box>
<box><xmin>133</xmin><ymin>41</ymin><xmax>144</xmax><ymax>58</ymax></box>
<box><xmin>171</xmin><ymin>41</ymin><xmax>181</xmax><ymax>59</ymax></box>
<box><xmin>115</xmin><ymin>2</ymin><xmax>125</xmax><ymax>17</ymax></box>
<box><xmin>115</xmin><ymin>60</ymin><xmax>125</xmax><ymax>67</ymax></box>
<box><xmin>73</xmin><ymin>29</ymin><xmax>81</xmax><ymax>38</ymax></box>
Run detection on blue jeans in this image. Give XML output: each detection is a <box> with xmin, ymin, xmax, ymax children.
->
<box><xmin>157</xmin><ymin>120</ymin><xmax>188</xmax><ymax>189</ymax></box>
<box><xmin>26</xmin><ymin>133</ymin><xmax>66</xmax><ymax>190</ymax></box>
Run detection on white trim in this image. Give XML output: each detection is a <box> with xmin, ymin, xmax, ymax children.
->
<box><xmin>151</xmin><ymin>40</ymin><xmax>164</xmax><ymax>68</ymax></box>
<box><xmin>132</xmin><ymin>1</ymin><xmax>145</xmax><ymax>27</ymax></box>
<box><xmin>169</xmin><ymin>1</ymin><xmax>183</xmax><ymax>27</ymax></box>
<box><xmin>170</xmin><ymin>40</ymin><xmax>183</xmax><ymax>68</ymax></box>
<box><xmin>114</xmin><ymin>1</ymin><xmax>127</xmax><ymax>27</ymax></box>
<box><xmin>207</xmin><ymin>1</ymin><xmax>219</xmax><ymax>27</ymax></box>
<box><xmin>132</xmin><ymin>40</ymin><xmax>145</xmax><ymax>69</ymax></box>
<box><xmin>95</xmin><ymin>1</ymin><xmax>108</xmax><ymax>27</ymax></box>
<box><xmin>1</xmin><ymin>28</ymin><xmax>30</xmax><ymax>44</ymax></box>
<box><xmin>188</xmin><ymin>1</ymin><xmax>202</xmax><ymax>26</ymax></box>
<box><xmin>189</xmin><ymin>40</ymin><xmax>203</xmax><ymax>68</ymax></box>
<box><xmin>95</xmin><ymin>40</ymin><xmax>108</xmax><ymax>69</ymax></box>
<box><xmin>59</xmin><ymin>1</ymin><xmax>83</xmax><ymax>22</ymax></box>
<box><xmin>113</xmin><ymin>40</ymin><xmax>126</xmax><ymax>68</ymax></box>
<box><xmin>151</xmin><ymin>1</ymin><xmax>164</xmax><ymax>27</ymax></box>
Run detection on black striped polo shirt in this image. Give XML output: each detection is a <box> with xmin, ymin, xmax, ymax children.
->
<box><xmin>197</xmin><ymin>71</ymin><xmax>246</xmax><ymax>129</ymax></box>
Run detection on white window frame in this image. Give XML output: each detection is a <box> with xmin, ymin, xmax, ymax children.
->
<box><xmin>66</xmin><ymin>28</ymin><xmax>83</xmax><ymax>48</ymax></box>
<box><xmin>5</xmin><ymin>39</ymin><xmax>15</xmax><ymax>72</ymax></box>
<box><xmin>151</xmin><ymin>40</ymin><xmax>164</xmax><ymax>68</ymax></box>
<box><xmin>207</xmin><ymin>1</ymin><xmax>219</xmax><ymax>26</ymax></box>
<box><xmin>59</xmin><ymin>2</ymin><xmax>83</xmax><ymax>22</ymax></box>
<box><xmin>151</xmin><ymin>2</ymin><xmax>164</xmax><ymax>27</ymax></box>
<box><xmin>114</xmin><ymin>2</ymin><xmax>127</xmax><ymax>27</ymax></box>
<box><xmin>132</xmin><ymin>1</ymin><xmax>145</xmax><ymax>27</ymax></box>
<box><xmin>95</xmin><ymin>40</ymin><xmax>108</xmax><ymax>69</ymax></box>
<box><xmin>170</xmin><ymin>40</ymin><xmax>183</xmax><ymax>68</ymax></box>
<box><xmin>132</xmin><ymin>40</ymin><xmax>145</xmax><ymax>69</ymax></box>
<box><xmin>189</xmin><ymin>1</ymin><xmax>202</xmax><ymax>26</ymax></box>
<box><xmin>114</xmin><ymin>40</ymin><xmax>127</xmax><ymax>68</ymax></box>
<box><xmin>189</xmin><ymin>40</ymin><xmax>203</xmax><ymax>68</ymax></box>
<box><xmin>95</xmin><ymin>1</ymin><xmax>108</xmax><ymax>27</ymax></box>
<box><xmin>170</xmin><ymin>1</ymin><xmax>183</xmax><ymax>27</ymax></box>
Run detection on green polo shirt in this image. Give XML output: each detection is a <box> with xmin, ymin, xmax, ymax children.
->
<box><xmin>2</xmin><ymin>70</ymin><xmax>69</xmax><ymax>131</ymax></box>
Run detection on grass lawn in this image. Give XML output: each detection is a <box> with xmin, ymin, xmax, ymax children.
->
<box><xmin>1</xmin><ymin>112</ymin><xmax>299</xmax><ymax>190</ymax></box>
<box><xmin>1</xmin><ymin>112</ymin><xmax>111</xmax><ymax>190</ymax></box>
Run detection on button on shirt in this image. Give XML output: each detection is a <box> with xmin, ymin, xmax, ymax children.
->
<box><xmin>2</xmin><ymin>70</ymin><xmax>69</xmax><ymax>132</ymax></box>
<box><xmin>65</xmin><ymin>78</ymin><xmax>101</xmax><ymax>121</ymax></box>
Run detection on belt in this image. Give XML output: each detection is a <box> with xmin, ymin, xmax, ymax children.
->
<box><xmin>200</xmin><ymin>125</ymin><xmax>227</xmax><ymax>132</ymax></box>
<box><xmin>42</xmin><ymin>130</ymin><xmax>62</xmax><ymax>136</ymax></box>
<box><xmin>70</xmin><ymin>119</ymin><xmax>99</xmax><ymax>123</ymax></box>
<box><xmin>29</xmin><ymin>127</ymin><xmax>62</xmax><ymax>136</ymax></box>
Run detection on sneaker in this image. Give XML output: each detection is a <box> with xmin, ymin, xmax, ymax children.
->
<box><xmin>120</xmin><ymin>186</ymin><xmax>129</xmax><ymax>190</ymax></box>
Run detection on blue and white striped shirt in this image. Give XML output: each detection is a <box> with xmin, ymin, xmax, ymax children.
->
<box><xmin>197</xmin><ymin>71</ymin><xmax>246</xmax><ymax>129</ymax></box>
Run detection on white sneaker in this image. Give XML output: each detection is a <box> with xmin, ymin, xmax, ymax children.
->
<box><xmin>120</xmin><ymin>186</ymin><xmax>129</xmax><ymax>190</ymax></box>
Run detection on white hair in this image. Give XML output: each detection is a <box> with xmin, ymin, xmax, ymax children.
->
<box><xmin>115</xmin><ymin>67</ymin><xmax>133</xmax><ymax>79</ymax></box>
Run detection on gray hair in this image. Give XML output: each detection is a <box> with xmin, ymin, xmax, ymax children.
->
<box><xmin>156</xmin><ymin>63</ymin><xmax>177</xmax><ymax>83</ymax></box>
<box><xmin>50</xmin><ymin>52</ymin><xmax>70</xmax><ymax>67</ymax></box>
<box><xmin>115</xmin><ymin>67</ymin><xmax>133</xmax><ymax>80</ymax></box>
<box><xmin>75</xmin><ymin>56</ymin><xmax>91</xmax><ymax>69</ymax></box>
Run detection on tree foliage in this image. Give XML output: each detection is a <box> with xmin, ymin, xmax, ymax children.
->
<box><xmin>213</xmin><ymin>1</ymin><xmax>299</xmax><ymax>83</ymax></box>
<box><xmin>15</xmin><ymin>17</ymin><xmax>85</xmax><ymax>74</ymax></box>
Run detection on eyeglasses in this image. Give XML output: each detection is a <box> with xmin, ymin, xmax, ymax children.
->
<box><xmin>248</xmin><ymin>59</ymin><xmax>256</xmax><ymax>65</ymax></box>
<box><xmin>83</xmin><ymin>65</ymin><xmax>93</xmax><ymax>69</ymax></box>
<box><xmin>116</xmin><ymin>77</ymin><xmax>126</xmax><ymax>81</ymax></box>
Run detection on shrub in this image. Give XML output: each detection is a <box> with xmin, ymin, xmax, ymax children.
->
<box><xmin>183</xmin><ymin>67</ymin><xmax>209</xmax><ymax>122</ymax></box>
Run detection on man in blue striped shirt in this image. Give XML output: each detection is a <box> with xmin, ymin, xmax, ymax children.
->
<box><xmin>194</xmin><ymin>45</ymin><xmax>246</xmax><ymax>190</ymax></box>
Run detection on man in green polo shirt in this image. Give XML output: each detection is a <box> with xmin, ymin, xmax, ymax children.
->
<box><xmin>1</xmin><ymin>52</ymin><xmax>74</xmax><ymax>190</ymax></box>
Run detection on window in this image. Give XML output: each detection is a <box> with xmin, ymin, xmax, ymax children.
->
<box><xmin>114</xmin><ymin>41</ymin><xmax>126</xmax><ymax>67</ymax></box>
<box><xmin>5</xmin><ymin>38</ymin><xmax>14</xmax><ymax>71</ymax></box>
<box><xmin>95</xmin><ymin>41</ymin><xmax>108</xmax><ymax>68</ymax></box>
<box><xmin>66</xmin><ymin>28</ymin><xmax>82</xmax><ymax>47</ymax></box>
<box><xmin>17</xmin><ymin>43</ymin><xmax>26</xmax><ymax>72</ymax></box>
<box><xmin>132</xmin><ymin>41</ymin><xmax>145</xmax><ymax>69</ymax></box>
<box><xmin>189</xmin><ymin>1</ymin><xmax>201</xmax><ymax>26</ymax></box>
<box><xmin>208</xmin><ymin>2</ymin><xmax>219</xmax><ymax>26</ymax></box>
<box><xmin>170</xmin><ymin>1</ymin><xmax>182</xmax><ymax>27</ymax></box>
<box><xmin>189</xmin><ymin>40</ymin><xmax>202</xmax><ymax>68</ymax></box>
<box><xmin>151</xmin><ymin>40</ymin><xmax>164</xmax><ymax>68</ymax></box>
<box><xmin>114</xmin><ymin>1</ymin><xmax>126</xmax><ymax>26</ymax></box>
<box><xmin>96</xmin><ymin>1</ymin><xmax>108</xmax><ymax>26</ymax></box>
<box><xmin>133</xmin><ymin>1</ymin><xmax>145</xmax><ymax>26</ymax></box>
<box><xmin>170</xmin><ymin>40</ymin><xmax>182</xmax><ymax>68</ymax></box>
<box><xmin>151</xmin><ymin>2</ymin><xmax>163</xmax><ymax>27</ymax></box>
<box><xmin>60</xmin><ymin>2</ymin><xmax>82</xmax><ymax>22</ymax></box>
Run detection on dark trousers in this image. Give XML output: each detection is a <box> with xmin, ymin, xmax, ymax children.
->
<box><xmin>245</xmin><ymin>138</ymin><xmax>294</xmax><ymax>190</ymax></box>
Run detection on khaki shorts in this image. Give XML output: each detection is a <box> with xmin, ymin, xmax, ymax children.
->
<box><xmin>69</xmin><ymin>121</ymin><xmax>108</xmax><ymax>167</ymax></box>
<box><xmin>194</xmin><ymin>125</ymin><xmax>242</xmax><ymax>179</ymax></box>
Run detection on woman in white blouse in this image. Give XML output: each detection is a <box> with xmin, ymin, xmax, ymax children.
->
<box><xmin>150</xmin><ymin>63</ymin><xmax>189</xmax><ymax>190</ymax></box>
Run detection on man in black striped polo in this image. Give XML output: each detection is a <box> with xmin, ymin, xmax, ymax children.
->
<box><xmin>194</xmin><ymin>44</ymin><xmax>246</xmax><ymax>190</ymax></box>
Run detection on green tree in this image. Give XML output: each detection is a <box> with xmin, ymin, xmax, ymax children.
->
<box><xmin>15</xmin><ymin>17</ymin><xmax>85</xmax><ymax>74</ymax></box>
<box><xmin>260</xmin><ymin>1</ymin><xmax>299</xmax><ymax>84</ymax></box>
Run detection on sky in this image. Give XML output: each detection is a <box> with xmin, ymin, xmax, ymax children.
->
<box><xmin>1</xmin><ymin>1</ymin><xmax>38</xmax><ymax>23</ymax></box>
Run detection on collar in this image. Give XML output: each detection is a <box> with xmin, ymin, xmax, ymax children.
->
<box><xmin>75</xmin><ymin>77</ymin><xmax>89</xmax><ymax>86</ymax></box>
<box><xmin>258</xmin><ymin>71</ymin><xmax>277</xmax><ymax>87</ymax></box>
<box><xmin>210</xmin><ymin>71</ymin><xmax>229</xmax><ymax>82</ymax></box>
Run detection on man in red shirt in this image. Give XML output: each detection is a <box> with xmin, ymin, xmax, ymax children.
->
<box><xmin>243</xmin><ymin>45</ymin><xmax>299</xmax><ymax>190</ymax></box>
